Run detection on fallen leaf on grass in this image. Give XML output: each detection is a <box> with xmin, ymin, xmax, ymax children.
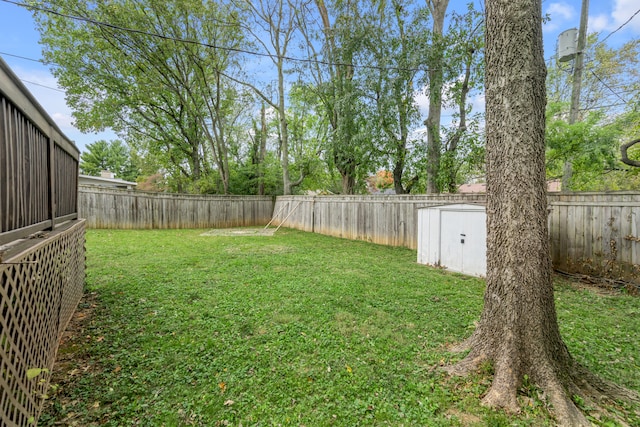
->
<box><xmin>219</xmin><ymin>382</ymin><xmax>226</xmax><ymax>393</ymax></box>
<box><xmin>223</xmin><ymin>400</ymin><xmax>234</xmax><ymax>406</ymax></box>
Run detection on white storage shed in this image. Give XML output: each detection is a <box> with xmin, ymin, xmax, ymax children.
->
<box><xmin>417</xmin><ymin>204</ymin><xmax>486</xmax><ymax>277</ymax></box>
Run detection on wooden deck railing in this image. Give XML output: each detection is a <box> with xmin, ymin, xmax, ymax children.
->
<box><xmin>0</xmin><ymin>57</ymin><xmax>79</xmax><ymax>245</ymax></box>
<box><xmin>0</xmin><ymin>57</ymin><xmax>84</xmax><ymax>426</ymax></box>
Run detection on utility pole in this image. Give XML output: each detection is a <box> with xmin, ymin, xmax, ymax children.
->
<box><xmin>562</xmin><ymin>0</ymin><xmax>589</xmax><ymax>191</ymax></box>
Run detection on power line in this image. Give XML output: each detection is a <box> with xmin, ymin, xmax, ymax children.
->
<box><xmin>0</xmin><ymin>52</ymin><xmax>64</xmax><ymax>91</ymax></box>
<box><xmin>598</xmin><ymin>8</ymin><xmax>640</xmax><ymax>45</ymax></box>
<box><xmin>589</xmin><ymin>70</ymin><xmax>629</xmax><ymax>104</ymax></box>
<box><xmin>21</xmin><ymin>79</ymin><xmax>65</xmax><ymax>92</ymax></box>
<box><xmin>0</xmin><ymin>0</ymin><xmax>435</xmax><ymax>74</ymax></box>
<box><xmin>0</xmin><ymin>51</ymin><xmax>46</xmax><ymax>64</ymax></box>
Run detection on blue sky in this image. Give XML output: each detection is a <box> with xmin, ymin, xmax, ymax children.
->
<box><xmin>0</xmin><ymin>0</ymin><xmax>639</xmax><ymax>153</ymax></box>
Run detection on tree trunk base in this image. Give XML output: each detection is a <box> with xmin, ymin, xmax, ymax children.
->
<box><xmin>445</xmin><ymin>338</ymin><xmax>639</xmax><ymax>427</ymax></box>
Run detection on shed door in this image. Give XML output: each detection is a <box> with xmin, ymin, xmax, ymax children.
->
<box><xmin>439</xmin><ymin>209</ymin><xmax>486</xmax><ymax>276</ymax></box>
<box><xmin>440</xmin><ymin>210</ymin><xmax>465</xmax><ymax>273</ymax></box>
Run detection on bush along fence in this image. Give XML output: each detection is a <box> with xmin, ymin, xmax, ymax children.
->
<box><xmin>272</xmin><ymin>193</ymin><xmax>640</xmax><ymax>284</ymax></box>
<box><xmin>0</xmin><ymin>57</ymin><xmax>85</xmax><ymax>426</ymax></box>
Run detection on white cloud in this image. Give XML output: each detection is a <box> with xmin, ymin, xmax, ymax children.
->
<box><xmin>51</xmin><ymin>112</ymin><xmax>74</xmax><ymax>129</ymax></box>
<box><xmin>414</xmin><ymin>88</ymin><xmax>429</xmax><ymax>117</ymax></box>
<box><xmin>611</xmin><ymin>0</ymin><xmax>640</xmax><ymax>33</ymax></box>
<box><xmin>544</xmin><ymin>2</ymin><xmax>576</xmax><ymax>33</ymax></box>
<box><xmin>469</xmin><ymin>93</ymin><xmax>486</xmax><ymax>115</ymax></box>
<box><xmin>589</xmin><ymin>0</ymin><xmax>640</xmax><ymax>35</ymax></box>
<box><xmin>548</xmin><ymin>2</ymin><xmax>575</xmax><ymax>21</ymax></box>
<box><xmin>589</xmin><ymin>14</ymin><xmax>611</xmax><ymax>33</ymax></box>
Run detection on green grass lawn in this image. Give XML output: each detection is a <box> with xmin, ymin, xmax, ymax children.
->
<box><xmin>41</xmin><ymin>229</ymin><xmax>640</xmax><ymax>426</ymax></box>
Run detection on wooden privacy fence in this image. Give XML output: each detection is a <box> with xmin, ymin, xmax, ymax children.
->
<box><xmin>0</xmin><ymin>57</ymin><xmax>80</xmax><ymax>245</ymax></box>
<box><xmin>0</xmin><ymin>57</ymin><xmax>85</xmax><ymax>426</ymax></box>
<box><xmin>79</xmin><ymin>186</ymin><xmax>274</xmax><ymax>229</ymax></box>
<box><xmin>548</xmin><ymin>192</ymin><xmax>640</xmax><ymax>283</ymax></box>
<box><xmin>272</xmin><ymin>193</ymin><xmax>640</xmax><ymax>283</ymax></box>
<box><xmin>272</xmin><ymin>194</ymin><xmax>486</xmax><ymax>248</ymax></box>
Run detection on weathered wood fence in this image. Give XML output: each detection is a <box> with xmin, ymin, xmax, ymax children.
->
<box><xmin>77</xmin><ymin>187</ymin><xmax>640</xmax><ymax>282</ymax></box>
<box><xmin>79</xmin><ymin>186</ymin><xmax>274</xmax><ymax>229</ymax></box>
<box><xmin>548</xmin><ymin>192</ymin><xmax>640</xmax><ymax>283</ymax></box>
<box><xmin>0</xmin><ymin>57</ymin><xmax>85</xmax><ymax>426</ymax></box>
<box><xmin>271</xmin><ymin>194</ymin><xmax>485</xmax><ymax>247</ymax></box>
<box><xmin>272</xmin><ymin>193</ymin><xmax>640</xmax><ymax>283</ymax></box>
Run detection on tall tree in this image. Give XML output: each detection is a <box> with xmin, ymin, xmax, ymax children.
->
<box><xmin>233</xmin><ymin>0</ymin><xmax>308</xmax><ymax>195</ymax></box>
<box><xmin>34</xmin><ymin>0</ymin><xmax>245</xmax><ymax>193</ymax></box>
<box><xmin>546</xmin><ymin>37</ymin><xmax>640</xmax><ymax>191</ymax></box>
<box><xmin>424</xmin><ymin>0</ymin><xmax>449</xmax><ymax>193</ymax></box>
<box><xmin>360</xmin><ymin>0</ymin><xmax>428</xmax><ymax>194</ymax></box>
<box><xmin>247</xmin><ymin>103</ymin><xmax>270</xmax><ymax>195</ymax></box>
<box><xmin>547</xmin><ymin>36</ymin><xmax>640</xmax><ymax>113</ymax></box>
<box><xmin>437</xmin><ymin>4</ymin><xmax>484</xmax><ymax>193</ymax></box>
<box><xmin>298</xmin><ymin>0</ymin><xmax>373</xmax><ymax>194</ymax></box>
<box><xmin>545</xmin><ymin>103</ymin><xmax>621</xmax><ymax>190</ymax></box>
<box><xmin>80</xmin><ymin>139</ymin><xmax>140</xmax><ymax>182</ymax></box>
<box><xmin>446</xmin><ymin>0</ymin><xmax>638</xmax><ymax>425</ymax></box>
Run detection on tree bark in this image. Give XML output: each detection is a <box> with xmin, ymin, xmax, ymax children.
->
<box><xmin>259</xmin><ymin>103</ymin><xmax>268</xmax><ymax>195</ymax></box>
<box><xmin>445</xmin><ymin>1</ymin><xmax>638</xmax><ymax>425</ymax></box>
<box><xmin>620</xmin><ymin>138</ymin><xmax>640</xmax><ymax>167</ymax></box>
<box><xmin>424</xmin><ymin>0</ymin><xmax>449</xmax><ymax>194</ymax></box>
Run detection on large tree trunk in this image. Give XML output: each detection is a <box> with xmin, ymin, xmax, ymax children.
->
<box><xmin>341</xmin><ymin>173</ymin><xmax>355</xmax><ymax>195</ymax></box>
<box><xmin>445</xmin><ymin>0</ymin><xmax>638</xmax><ymax>425</ymax></box>
<box><xmin>258</xmin><ymin>104</ymin><xmax>268</xmax><ymax>196</ymax></box>
<box><xmin>424</xmin><ymin>0</ymin><xmax>449</xmax><ymax>194</ymax></box>
<box><xmin>279</xmin><ymin>58</ymin><xmax>293</xmax><ymax>195</ymax></box>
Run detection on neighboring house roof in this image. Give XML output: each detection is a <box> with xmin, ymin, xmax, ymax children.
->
<box><xmin>458</xmin><ymin>183</ymin><xmax>487</xmax><ymax>193</ymax></box>
<box><xmin>79</xmin><ymin>174</ymin><xmax>137</xmax><ymax>189</ymax></box>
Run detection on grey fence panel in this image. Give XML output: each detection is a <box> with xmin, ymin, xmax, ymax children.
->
<box><xmin>78</xmin><ymin>186</ymin><xmax>275</xmax><ymax>229</ymax></box>
<box><xmin>273</xmin><ymin>193</ymin><xmax>640</xmax><ymax>282</ymax></box>
<box><xmin>547</xmin><ymin>192</ymin><xmax>640</xmax><ymax>282</ymax></box>
<box><xmin>272</xmin><ymin>194</ymin><xmax>486</xmax><ymax>249</ymax></box>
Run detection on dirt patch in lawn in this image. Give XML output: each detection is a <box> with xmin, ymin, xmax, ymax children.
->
<box><xmin>200</xmin><ymin>227</ymin><xmax>276</xmax><ymax>236</ymax></box>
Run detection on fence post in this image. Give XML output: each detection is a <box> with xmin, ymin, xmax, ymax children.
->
<box><xmin>48</xmin><ymin>134</ymin><xmax>56</xmax><ymax>230</ymax></box>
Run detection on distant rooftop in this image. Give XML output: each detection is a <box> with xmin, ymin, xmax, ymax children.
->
<box><xmin>79</xmin><ymin>173</ymin><xmax>137</xmax><ymax>189</ymax></box>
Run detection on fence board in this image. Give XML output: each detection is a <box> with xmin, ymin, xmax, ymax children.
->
<box><xmin>273</xmin><ymin>193</ymin><xmax>640</xmax><ymax>282</ymax></box>
<box><xmin>78</xmin><ymin>186</ymin><xmax>274</xmax><ymax>229</ymax></box>
<box><xmin>77</xmin><ymin>189</ymin><xmax>640</xmax><ymax>283</ymax></box>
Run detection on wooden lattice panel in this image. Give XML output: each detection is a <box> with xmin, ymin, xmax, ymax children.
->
<box><xmin>0</xmin><ymin>220</ymin><xmax>85</xmax><ymax>426</ymax></box>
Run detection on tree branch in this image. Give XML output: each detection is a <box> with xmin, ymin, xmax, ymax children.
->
<box><xmin>620</xmin><ymin>138</ymin><xmax>640</xmax><ymax>167</ymax></box>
